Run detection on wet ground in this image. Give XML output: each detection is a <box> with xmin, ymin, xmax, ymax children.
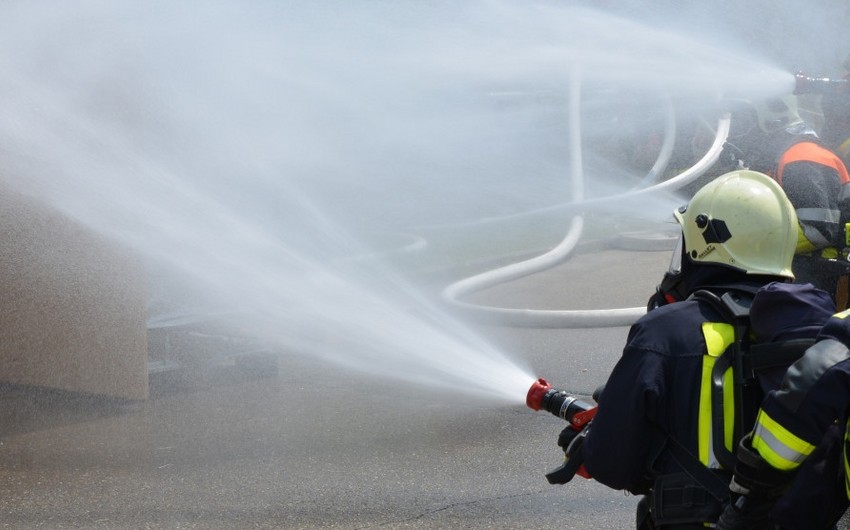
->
<box><xmin>2</xmin><ymin>242</ymin><xmax>847</xmax><ymax>529</ymax></box>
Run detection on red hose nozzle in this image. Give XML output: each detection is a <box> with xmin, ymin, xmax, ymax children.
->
<box><xmin>526</xmin><ymin>378</ymin><xmax>552</xmax><ymax>411</ymax></box>
<box><xmin>527</xmin><ymin>378</ymin><xmax>599</xmax><ymax>427</ymax></box>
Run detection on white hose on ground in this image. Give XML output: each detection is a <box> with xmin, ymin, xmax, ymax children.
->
<box><xmin>441</xmin><ymin>75</ymin><xmax>731</xmax><ymax>328</ymax></box>
<box><xmin>637</xmin><ymin>97</ymin><xmax>677</xmax><ymax>187</ymax></box>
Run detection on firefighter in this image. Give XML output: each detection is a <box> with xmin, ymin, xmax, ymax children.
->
<box><xmin>717</xmin><ymin>309</ymin><xmax>850</xmax><ymax>529</ymax></box>
<box><xmin>813</xmin><ymin>52</ymin><xmax>850</xmax><ymax>167</ymax></box>
<box><xmin>647</xmin><ymin>95</ymin><xmax>850</xmax><ymax>310</ymax></box>
<box><xmin>726</xmin><ymin>95</ymin><xmax>850</xmax><ymax>310</ymax></box>
<box><xmin>570</xmin><ymin>170</ymin><xmax>836</xmax><ymax>528</ymax></box>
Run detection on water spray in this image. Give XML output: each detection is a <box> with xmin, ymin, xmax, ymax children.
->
<box><xmin>526</xmin><ymin>377</ymin><xmax>598</xmax><ymax>484</ymax></box>
<box><xmin>440</xmin><ymin>66</ymin><xmax>732</xmax><ymax>329</ymax></box>
<box><xmin>794</xmin><ymin>72</ymin><xmax>849</xmax><ymax>95</ymax></box>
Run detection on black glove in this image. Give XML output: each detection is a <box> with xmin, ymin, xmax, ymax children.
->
<box><xmin>557</xmin><ymin>425</ymin><xmax>581</xmax><ymax>453</ymax></box>
<box><xmin>592</xmin><ymin>384</ymin><xmax>605</xmax><ymax>403</ymax></box>
<box><xmin>716</xmin><ymin>494</ymin><xmax>774</xmax><ymax>530</ymax></box>
<box><xmin>547</xmin><ymin>423</ymin><xmax>592</xmax><ymax>485</ymax></box>
<box><xmin>717</xmin><ymin>435</ymin><xmax>795</xmax><ymax>530</ymax></box>
<box><xmin>729</xmin><ymin>435</ymin><xmax>795</xmax><ymax>500</ymax></box>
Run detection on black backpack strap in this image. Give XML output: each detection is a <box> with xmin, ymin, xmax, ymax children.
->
<box><xmin>709</xmin><ymin>347</ymin><xmax>739</xmax><ymax>471</ymax></box>
<box><xmin>690</xmin><ymin>289</ymin><xmax>816</xmax><ymax>471</ymax></box>
<box><xmin>690</xmin><ymin>289</ymin><xmax>754</xmax><ymax>471</ymax></box>
<box><xmin>673</xmin><ymin>288</ymin><xmax>815</xmax><ymax>508</ymax></box>
<box><xmin>742</xmin><ymin>338</ymin><xmax>816</xmax><ymax>377</ymax></box>
<box><xmin>665</xmin><ymin>436</ymin><xmax>731</xmax><ymax>504</ymax></box>
<box><xmin>688</xmin><ymin>289</ymin><xmax>753</xmax><ymax>326</ymax></box>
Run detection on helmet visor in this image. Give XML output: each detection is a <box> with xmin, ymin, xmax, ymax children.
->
<box><xmin>667</xmin><ymin>232</ymin><xmax>683</xmax><ymax>276</ymax></box>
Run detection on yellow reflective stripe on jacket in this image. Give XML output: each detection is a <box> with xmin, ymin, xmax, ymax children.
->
<box><xmin>839</xmin><ymin>136</ymin><xmax>850</xmax><ymax>161</ymax></box>
<box><xmin>699</xmin><ymin>321</ymin><xmax>735</xmax><ymax>467</ymax></box>
<box><xmin>752</xmin><ymin>410</ymin><xmax>815</xmax><ymax>471</ymax></box>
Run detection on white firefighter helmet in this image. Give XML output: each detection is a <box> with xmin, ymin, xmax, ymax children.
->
<box><xmin>673</xmin><ymin>170</ymin><xmax>797</xmax><ymax>279</ymax></box>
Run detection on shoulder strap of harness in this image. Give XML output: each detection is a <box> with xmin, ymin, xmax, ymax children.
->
<box><xmin>690</xmin><ymin>289</ymin><xmax>816</xmax><ymax>376</ymax></box>
<box><xmin>744</xmin><ymin>339</ymin><xmax>816</xmax><ymax>377</ymax></box>
<box><xmin>652</xmin><ymin>288</ymin><xmax>816</xmax><ymax>504</ymax></box>
<box><xmin>689</xmin><ymin>288</ymin><xmax>815</xmax><ymax>467</ymax></box>
<box><xmin>690</xmin><ymin>288</ymin><xmax>754</xmax><ymax>470</ymax></box>
<box><xmin>666</xmin><ymin>437</ymin><xmax>731</xmax><ymax>504</ymax></box>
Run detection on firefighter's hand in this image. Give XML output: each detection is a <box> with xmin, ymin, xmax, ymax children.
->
<box><xmin>729</xmin><ymin>435</ymin><xmax>793</xmax><ymax>499</ymax></box>
<box><xmin>716</xmin><ymin>495</ymin><xmax>772</xmax><ymax>530</ymax></box>
<box><xmin>717</xmin><ymin>435</ymin><xmax>789</xmax><ymax>530</ymax></box>
<box><xmin>547</xmin><ymin>424</ymin><xmax>592</xmax><ymax>485</ymax></box>
<box><xmin>557</xmin><ymin>425</ymin><xmax>579</xmax><ymax>453</ymax></box>
<box><xmin>716</xmin><ymin>502</ymin><xmax>752</xmax><ymax>530</ymax></box>
<box><xmin>557</xmin><ymin>422</ymin><xmax>591</xmax><ymax>457</ymax></box>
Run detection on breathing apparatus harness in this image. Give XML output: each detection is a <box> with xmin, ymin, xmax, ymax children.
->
<box><xmin>649</xmin><ymin>287</ymin><xmax>816</xmax><ymax>525</ymax></box>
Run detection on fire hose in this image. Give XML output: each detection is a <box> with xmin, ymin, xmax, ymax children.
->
<box><xmin>441</xmin><ymin>64</ymin><xmax>731</xmax><ymax>328</ymax></box>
